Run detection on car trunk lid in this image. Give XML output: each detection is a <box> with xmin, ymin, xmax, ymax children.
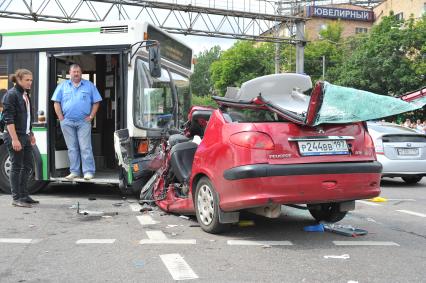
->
<box><xmin>251</xmin><ymin>122</ymin><xmax>375</xmax><ymax>165</ymax></box>
<box><xmin>381</xmin><ymin>134</ymin><xmax>426</xmax><ymax>160</ymax></box>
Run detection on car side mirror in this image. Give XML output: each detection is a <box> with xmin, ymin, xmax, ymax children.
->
<box><xmin>148</xmin><ymin>44</ymin><xmax>161</xmax><ymax>78</ymax></box>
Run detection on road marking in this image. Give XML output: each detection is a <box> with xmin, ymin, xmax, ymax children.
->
<box><xmin>396</xmin><ymin>210</ymin><xmax>426</xmax><ymax>218</ymax></box>
<box><xmin>333</xmin><ymin>241</ymin><xmax>399</xmax><ymax>246</ymax></box>
<box><xmin>137</xmin><ymin>215</ymin><xmax>159</xmax><ymax>225</ymax></box>
<box><xmin>76</xmin><ymin>239</ymin><xmax>116</xmax><ymax>244</ymax></box>
<box><xmin>0</xmin><ymin>238</ymin><xmax>34</xmax><ymax>244</ymax></box>
<box><xmin>324</xmin><ymin>254</ymin><xmax>350</xmax><ymax>259</ymax></box>
<box><xmin>356</xmin><ymin>200</ymin><xmax>382</xmax><ymax>207</ymax></box>
<box><xmin>139</xmin><ymin>230</ymin><xmax>196</xmax><ymax>245</ymax></box>
<box><xmin>130</xmin><ymin>204</ymin><xmax>142</xmax><ymax>212</ymax></box>
<box><xmin>160</xmin><ymin>254</ymin><xmax>199</xmax><ymax>281</ymax></box>
<box><xmin>227</xmin><ymin>240</ymin><xmax>293</xmax><ymax>246</ymax></box>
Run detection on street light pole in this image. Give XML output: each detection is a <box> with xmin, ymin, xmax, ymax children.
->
<box><xmin>275</xmin><ymin>0</ymin><xmax>283</xmax><ymax>74</ymax></box>
<box><xmin>322</xmin><ymin>55</ymin><xmax>325</xmax><ymax>80</ymax></box>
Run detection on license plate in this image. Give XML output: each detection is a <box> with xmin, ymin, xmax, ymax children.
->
<box><xmin>397</xmin><ymin>148</ymin><xmax>418</xmax><ymax>156</ymax></box>
<box><xmin>298</xmin><ymin>140</ymin><xmax>349</xmax><ymax>156</ymax></box>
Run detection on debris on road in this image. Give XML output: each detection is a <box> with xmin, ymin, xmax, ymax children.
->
<box><xmin>140</xmin><ymin>204</ymin><xmax>153</xmax><ymax>213</ymax></box>
<box><xmin>78</xmin><ymin>210</ymin><xmax>104</xmax><ymax>216</ymax></box>
<box><xmin>303</xmin><ymin>223</ymin><xmax>325</xmax><ymax>232</ymax></box>
<box><xmin>133</xmin><ymin>260</ymin><xmax>144</xmax><ymax>268</ymax></box>
<box><xmin>112</xmin><ymin>202</ymin><xmax>123</xmax><ymax>207</ymax></box>
<box><xmin>323</xmin><ymin>224</ymin><xmax>367</xmax><ymax>237</ymax></box>
<box><xmin>238</xmin><ymin>220</ymin><xmax>255</xmax><ymax>227</ymax></box>
<box><xmin>88</xmin><ymin>197</ymin><xmax>96</xmax><ymax>201</ymax></box>
<box><xmin>179</xmin><ymin>215</ymin><xmax>190</xmax><ymax>220</ymax></box>
<box><xmin>369</xmin><ymin>196</ymin><xmax>387</xmax><ymax>202</ymax></box>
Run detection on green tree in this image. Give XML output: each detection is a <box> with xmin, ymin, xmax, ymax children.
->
<box><xmin>336</xmin><ymin>14</ymin><xmax>425</xmax><ymax>96</ymax></box>
<box><xmin>191</xmin><ymin>95</ymin><xmax>217</xmax><ymax>108</ymax></box>
<box><xmin>190</xmin><ymin>46</ymin><xmax>221</xmax><ymax>96</ymax></box>
<box><xmin>303</xmin><ymin>21</ymin><xmax>345</xmax><ymax>82</ymax></box>
<box><xmin>210</xmin><ymin>41</ymin><xmax>274</xmax><ymax>95</ymax></box>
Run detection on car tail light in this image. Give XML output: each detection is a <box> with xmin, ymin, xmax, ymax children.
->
<box><xmin>230</xmin><ymin>131</ymin><xmax>275</xmax><ymax>150</ymax></box>
<box><xmin>374</xmin><ymin>138</ymin><xmax>384</xmax><ymax>154</ymax></box>
<box><xmin>363</xmin><ymin>132</ymin><xmax>379</xmax><ymax>155</ymax></box>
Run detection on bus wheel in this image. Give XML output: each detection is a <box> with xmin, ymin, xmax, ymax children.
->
<box><xmin>0</xmin><ymin>144</ymin><xmax>47</xmax><ymax>194</ymax></box>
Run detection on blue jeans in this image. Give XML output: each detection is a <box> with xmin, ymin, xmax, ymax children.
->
<box><xmin>60</xmin><ymin>119</ymin><xmax>95</xmax><ymax>175</ymax></box>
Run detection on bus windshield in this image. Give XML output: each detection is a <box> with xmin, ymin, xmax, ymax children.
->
<box><xmin>170</xmin><ymin>71</ymin><xmax>191</xmax><ymax>125</ymax></box>
<box><xmin>134</xmin><ymin>58</ymin><xmax>175</xmax><ymax>129</ymax></box>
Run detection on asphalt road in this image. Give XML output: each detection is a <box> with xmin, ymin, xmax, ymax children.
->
<box><xmin>0</xmin><ymin>178</ymin><xmax>425</xmax><ymax>283</ymax></box>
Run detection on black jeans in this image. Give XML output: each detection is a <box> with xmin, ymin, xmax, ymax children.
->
<box><xmin>4</xmin><ymin>133</ymin><xmax>33</xmax><ymax>201</ymax></box>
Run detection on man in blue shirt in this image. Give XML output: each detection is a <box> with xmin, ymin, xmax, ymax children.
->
<box><xmin>51</xmin><ymin>64</ymin><xmax>102</xmax><ymax>180</ymax></box>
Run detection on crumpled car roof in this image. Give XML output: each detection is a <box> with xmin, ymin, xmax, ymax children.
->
<box><xmin>224</xmin><ymin>74</ymin><xmax>425</xmax><ymax>126</ymax></box>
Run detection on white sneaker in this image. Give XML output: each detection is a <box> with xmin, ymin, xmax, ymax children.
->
<box><xmin>65</xmin><ymin>173</ymin><xmax>79</xmax><ymax>180</ymax></box>
<box><xmin>84</xmin><ymin>173</ymin><xmax>94</xmax><ymax>180</ymax></box>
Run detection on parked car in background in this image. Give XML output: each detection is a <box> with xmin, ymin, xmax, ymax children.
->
<box><xmin>367</xmin><ymin>121</ymin><xmax>426</xmax><ymax>184</ymax></box>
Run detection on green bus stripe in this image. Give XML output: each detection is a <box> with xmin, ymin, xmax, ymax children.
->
<box><xmin>41</xmin><ymin>154</ymin><xmax>48</xmax><ymax>180</ymax></box>
<box><xmin>128</xmin><ymin>167</ymin><xmax>133</xmax><ymax>185</ymax></box>
<box><xmin>2</xmin><ymin>28</ymin><xmax>100</xmax><ymax>37</ymax></box>
<box><xmin>32</xmin><ymin>127</ymin><xmax>47</xmax><ymax>132</ymax></box>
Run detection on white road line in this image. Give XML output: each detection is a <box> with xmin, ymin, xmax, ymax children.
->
<box><xmin>147</xmin><ymin>231</ymin><xmax>168</xmax><ymax>240</ymax></box>
<box><xmin>227</xmin><ymin>240</ymin><xmax>293</xmax><ymax>246</ymax></box>
<box><xmin>139</xmin><ymin>230</ymin><xmax>196</xmax><ymax>245</ymax></box>
<box><xmin>356</xmin><ymin>200</ymin><xmax>382</xmax><ymax>207</ymax></box>
<box><xmin>396</xmin><ymin>210</ymin><xmax>426</xmax><ymax>218</ymax></box>
<box><xmin>137</xmin><ymin>215</ymin><xmax>159</xmax><ymax>225</ymax></box>
<box><xmin>76</xmin><ymin>239</ymin><xmax>116</xmax><ymax>244</ymax></box>
<box><xmin>130</xmin><ymin>204</ymin><xmax>142</xmax><ymax>212</ymax></box>
<box><xmin>160</xmin><ymin>254</ymin><xmax>199</xmax><ymax>281</ymax></box>
<box><xmin>333</xmin><ymin>241</ymin><xmax>399</xmax><ymax>246</ymax></box>
<box><xmin>0</xmin><ymin>238</ymin><xmax>34</xmax><ymax>244</ymax></box>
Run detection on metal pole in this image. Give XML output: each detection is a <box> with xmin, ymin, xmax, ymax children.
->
<box><xmin>274</xmin><ymin>0</ymin><xmax>283</xmax><ymax>74</ymax></box>
<box><xmin>295</xmin><ymin>20</ymin><xmax>305</xmax><ymax>74</ymax></box>
<box><xmin>322</xmin><ymin>55</ymin><xmax>325</xmax><ymax>79</ymax></box>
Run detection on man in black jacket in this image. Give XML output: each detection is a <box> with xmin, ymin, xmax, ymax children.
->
<box><xmin>2</xmin><ymin>69</ymin><xmax>38</xmax><ymax>207</ymax></box>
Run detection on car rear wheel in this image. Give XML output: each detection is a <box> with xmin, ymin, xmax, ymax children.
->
<box><xmin>308</xmin><ymin>203</ymin><xmax>347</xmax><ymax>223</ymax></box>
<box><xmin>195</xmin><ymin>177</ymin><xmax>229</xmax><ymax>234</ymax></box>
<box><xmin>0</xmin><ymin>144</ymin><xmax>47</xmax><ymax>194</ymax></box>
<box><xmin>401</xmin><ymin>176</ymin><xmax>423</xmax><ymax>184</ymax></box>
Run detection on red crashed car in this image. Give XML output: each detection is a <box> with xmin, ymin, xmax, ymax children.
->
<box><xmin>152</xmin><ymin>73</ymin><xmax>382</xmax><ymax>233</ymax></box>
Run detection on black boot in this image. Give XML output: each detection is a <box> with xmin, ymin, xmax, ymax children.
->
<box><xmin>21</xmin><ymin>196</ymin><xmax>39</xmax><ymax>204</ymax></box>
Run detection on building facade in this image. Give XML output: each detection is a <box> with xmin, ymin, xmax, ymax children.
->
<box><xmin>304</xmin><ymin>4</ymin><xmax>374</xmax><ymax>41</ymax></box>
<box><xmin>374</xmin><ymin>0</ymin><xmax>426</xmax><ymax>23</ymax></box>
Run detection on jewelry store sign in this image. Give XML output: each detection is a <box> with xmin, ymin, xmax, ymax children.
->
<box><xmin>307</xmin><ymin>6</ymin><xmax>374</xmax><ymax>22</ymax></box>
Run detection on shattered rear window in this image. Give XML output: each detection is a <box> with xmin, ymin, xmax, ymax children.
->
<box><xmin>314</xmin><ymin>83</ymin><xmax>425</xmax><ymax>126</ymax></box>
<box><xmin>224</xmin><ymin>108</ymin><xmax>289</xmax><ymax>123</ymax></box>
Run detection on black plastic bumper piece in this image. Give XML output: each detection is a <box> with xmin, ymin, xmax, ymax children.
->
<box><xmin>223</xmin><ymin>161</ymin><xmax>383</xmax><ymax>181</ymax></box>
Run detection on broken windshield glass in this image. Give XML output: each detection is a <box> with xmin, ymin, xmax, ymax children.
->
<box><xmin>217</xmin><ymin>74</ymin><xmax>425</xmax><ymax>127</ymax></box>
<box><xmin>312</xmin><ymin>82</ymin><xmax>426</xmax><ymax>126</ymax></box>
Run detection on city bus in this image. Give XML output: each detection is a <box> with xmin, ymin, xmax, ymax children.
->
<box><xmin>0</xmin><ymin>21</ymin><xmax>193</xmax><ymax>195</ymax></box>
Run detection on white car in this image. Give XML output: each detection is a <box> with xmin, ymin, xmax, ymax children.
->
<box><xmin>368</xmin><ymin>121</ymin><xmax>426</xmax><ymax>184</ymax></box>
